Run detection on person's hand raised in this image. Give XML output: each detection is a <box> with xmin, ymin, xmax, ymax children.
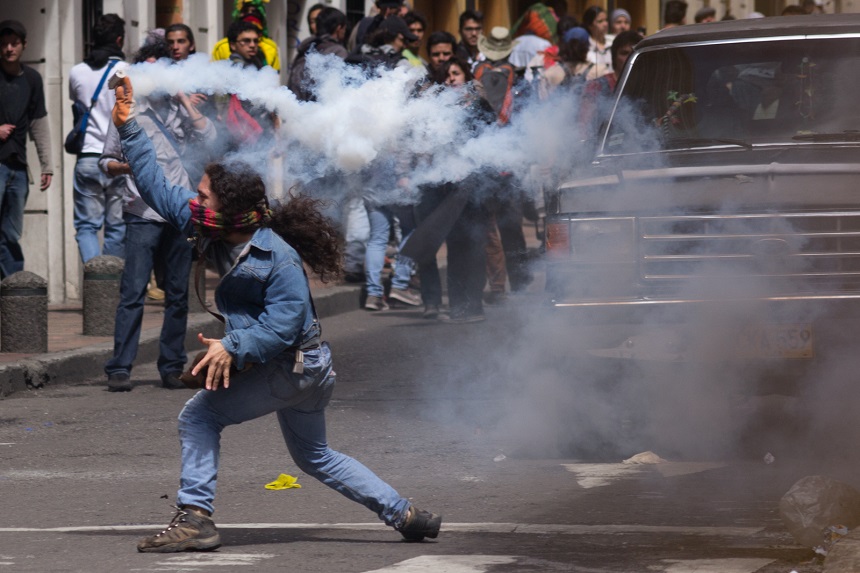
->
<box><xmin>111</xmin><ymin>73</ymin><xmax>136</xmax><ymax>127</ymax></box>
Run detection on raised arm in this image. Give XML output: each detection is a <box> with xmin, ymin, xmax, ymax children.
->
<box><xmin>112</xmin><ymin>75</ymin><xmax>195</xmax><ymax>232</ymax></box>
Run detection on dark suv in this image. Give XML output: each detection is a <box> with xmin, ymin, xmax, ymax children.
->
<box><xmin>545</xmin><ymin>15</ymin><xmax>860</xmax><ymax>369</ymax></box>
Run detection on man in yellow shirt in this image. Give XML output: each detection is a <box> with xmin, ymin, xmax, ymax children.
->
<box><xmin>211</xmin><ymin>0</ymin><xmax>280</xmax><ymax>71</ymax></box>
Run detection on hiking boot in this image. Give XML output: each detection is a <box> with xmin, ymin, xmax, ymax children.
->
<box><xmin>137</xmin><ymin>506</ymin><xmax>221</xmax><ymax>553</ymax></box>
<box><xmin>107</xmin><ymin>373</ymin><xmax>132</xmax><ymax>392</ymax></box>
<box><xmin>396</xmin><ymin>506</ymin><xmax>442</xmax><ymax>542</ymax></box>
<box><xmin>162</xmin><ymin>372</ymin><xmax>186</xmax><ymax>390</ymax></box>
<box><xmin>389</xmin><ymin>287</ymin><xmax>421</xmax><ymax>306</ymax></box>
<box><xmin>422</xmin><ymin>304</ymin><xmax>440</xmax><ymax>319</ymax></box>
<box><xmin>365</xmin><ymin>295</ymin><xmax>389</xmax><ymax>311</ymax></box>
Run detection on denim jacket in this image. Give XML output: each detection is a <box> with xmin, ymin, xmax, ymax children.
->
<box><xmin>118</xmin><ymin>118</ymin><xmax>320</xmax><ymax>369</ymax></box>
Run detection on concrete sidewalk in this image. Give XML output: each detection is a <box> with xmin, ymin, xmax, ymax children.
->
<box><xmin>0</xmin><ymin>271</ymin><xmax>363</xmax><ymax>398</ymax></box>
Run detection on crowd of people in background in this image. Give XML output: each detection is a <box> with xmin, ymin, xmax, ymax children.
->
<box><xmin>0</xmin><ymin>0</ymin><xmax>833</xmax><ymax>374</ymax></box>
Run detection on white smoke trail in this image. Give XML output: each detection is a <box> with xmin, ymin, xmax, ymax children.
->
<box><xmin>124</xmin><ymin>52</ymin><xmax>593</xmax><ymax>200</ymax></box>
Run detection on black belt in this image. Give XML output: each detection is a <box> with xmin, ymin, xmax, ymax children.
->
<box><xmin>299</xmin><ymin>338</ymin><xmax>321</xmax><ymax>351</ymax></box>
<box><xmin>78</xmin><ymin>152</ymin><xmax>101</xmax><ymax>158</ymax></box>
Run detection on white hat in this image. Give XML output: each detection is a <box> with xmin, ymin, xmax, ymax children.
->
<box><xmin>478</xmin><ymin>26</ymin><xmax>515</xmax><ymax>61</ymax></box>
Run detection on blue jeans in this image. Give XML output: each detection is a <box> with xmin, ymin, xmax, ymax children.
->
<box><xmin>175</xmin><ymin>343</ymin><xmax>411</xmax><ymax>526</ymax></box>
<box><xmin>343</xmin><ymin>198</ymin><xmax>369</xmax><ymax>275</ymax></box>
<box><xmin>364</xmin><ymin>204</ymin><xmax>414</xmax><ymax>298</ymax></box>
<box><xmin>73</xmin><ymin>156</ymin><xmax>126</xmax><ymax>263</ymax></box>
<box><xmin>0</xmin><ymin>162</ymin><xmax>28</xmax><ymax>278</ymax></box>
<box><xmin>105</xmin><ymin>216</ymin><xmax>192</xmax><ymax>379</ymax></box>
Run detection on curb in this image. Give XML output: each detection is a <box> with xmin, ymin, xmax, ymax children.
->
<box><xmin>0</xmin><ymin>285</ymin><xmax>362</xmax><ymax>398</ymax></box>
<box><xmin>823</xmin><ymin>528</ymin><xmax>860</xmax><ymax>572</ymax></box>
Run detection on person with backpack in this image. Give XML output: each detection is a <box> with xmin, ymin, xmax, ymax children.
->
<box><xmin>0</xmin><ymin>19</ymin><xmax>53</xmax><ymax>279</ymax></box>
<box><xmin>288</xmin><ymin>7</ymin><xmax>348</xmax><ymax>102</ymax></box>
<box><xmin>473</xmin><ymin>27</ymin><xmax>534</xmax><ymax>300</ymax></box>
<box><xmin>68</xmin><ymin>14</ymin><xmax>128</xmax><ymax>264</ymax></box>
<box><xmin>346</xmin><ymin>16</ymin><xmax>418</xmax><ymax>73</ymax></box>
<box><xmin>541</xmin><ymin>26</ymin><xmax>598</xmax><ymax>97</ymax></box>
<box><xmin>99</xmin><ymin>39</ymin><xmax>217</xmax><ymax>393</ymax></box>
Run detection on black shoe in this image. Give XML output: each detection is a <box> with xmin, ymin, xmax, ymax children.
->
<box><xmin>438</xmin><ymin>312</ymin><xmax>485</xmax><ymax>324</ymax></box>
<box><xmin>483</xmin><ymin>291</ymin><xmax>507</xmax><ymax>306</ymax></box>
<box><xmin>396</xmin><ymin>506</ymin><xmax>442</xmax><ymax>542</ymax></box>
<box><xmin>107</xmin><ymin>373</ymin><xmax>132</xmax><ymax>392</ymax></box>
<box><xmin>343</xmin><ymin>271</ymin><xmax>364</xmax><ymax>284</ymax></box>
<box><xmin>137</xmin><ymin>506</ymin><xmax>221</xmax><ymax>553</ymax></box>
<box><xmin>162</xmin><ymin>372</ymin><xmax>186</xmax><ymax>390</ymax></box>
<box><xmin>422</xmin><ymin>305</ymin><xmax>440</xmax><ymax>319</ymax></box>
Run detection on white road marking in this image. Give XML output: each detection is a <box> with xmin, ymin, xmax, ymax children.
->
<box><xmin>0</xmin><ymin>522</ymin><xmax>763</xmax><ymax>537</ymax></box>
<box><xmin>562</xmin><ymin>462</ymin><xmax>728</xmax><ymax>488</ymax></box>
<box><xmin>654</xmin><ymin>558</ymin><xmax>775</xmax><ymax>572</ymax></box>
<box><xmin>156</xmin><ymin>553</ymin><xmax>274</xmax><ymax>567</ymax></box>
<box><xmin>364</xmin><ymin>555</ymin><xmax>516</xmax><ymax>572</ymax></box>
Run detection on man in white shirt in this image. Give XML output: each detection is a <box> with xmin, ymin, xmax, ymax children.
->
<box><xmin>68</xmin><ymin>14</ymin><xmax>127</xmax><ymax>263</ymax></box>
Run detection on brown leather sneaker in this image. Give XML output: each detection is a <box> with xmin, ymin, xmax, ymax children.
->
<box><xmin>395</xmin><ymin>506</ymin><xmax>442</xmax><ymax>542</ymax></box>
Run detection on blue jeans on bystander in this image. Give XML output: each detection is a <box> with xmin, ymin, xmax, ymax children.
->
<box><xmin>104</xmin><ymin>216</ymin><xmax>192</xmax><ymax>380</ymax></box>
<box><xmin>0</xmin><ymin>162</ymin><xmax>29</xmax><ymax>278</ymax></box>
<box><xmin>73</xmin><ymin>156</ymin><xmax>126</xmax><ymax>262</ymax></box>
<box><xmin>364</xmin><ymin>204</ymin><xmax>414</xmax><ymax>298</ymax></box>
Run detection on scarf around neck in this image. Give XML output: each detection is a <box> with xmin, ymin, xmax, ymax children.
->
<box><xmin>85</xmin><ymin>44</ymin><xmax>126</xmax><ymax>69</ymax></box>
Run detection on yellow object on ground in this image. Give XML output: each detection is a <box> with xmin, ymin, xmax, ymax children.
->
<box><xmin>264</xmin><ymin>473</ymin><xmax>302</xmax><ymax>490</ymax></box>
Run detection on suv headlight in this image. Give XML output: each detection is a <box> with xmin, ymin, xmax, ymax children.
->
<box><xmin>570</xmin><ymin>218</ymin><xmax>636</xmax><ymax>260</ymax></box>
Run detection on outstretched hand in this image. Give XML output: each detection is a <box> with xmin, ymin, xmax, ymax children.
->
<box><xmin>192</xmin><ymin>333</ymin><xmax>234</xmax><ymax>391</ymax></box>
<box><xmin>112</xmin><ymin>74</ymin><xmax>135</xmax><ymax>127</ymax></box>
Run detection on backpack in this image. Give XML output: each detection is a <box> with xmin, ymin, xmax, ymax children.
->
<box><xmin>287</xmin><ymin>51</ymin><xmax>313</xmax><ymax>102</ymax></box>
<box><xmin>559</xmin><ymin>62</ymin><xmax>594</xmax><ymax>92</ymax></box>
<box><xmin>473</xmin><ymin>61</ymin><xmax>516</xmax><ymax>125</ymax></box>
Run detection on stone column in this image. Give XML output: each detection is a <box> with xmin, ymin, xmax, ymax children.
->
<box><xmin>83</xmin><ymin>255</ymin><xmax>124</xmax><ymax>336</ymax></box>
<box><xmin>0</xmin><ymin>271</ymin><xmax>48</xmax><ymax>353</ymax></box>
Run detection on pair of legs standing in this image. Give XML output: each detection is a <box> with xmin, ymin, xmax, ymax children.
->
<box><xmin>0</xmin><ymin>162</ymin><xmax>28</xmax><ymax>278</ymax></box>
<box><xmin>364</xmin><ymin>203</ymin><xmax>416</xmax><ymax>308</ymax></box>
<box><xmin>105</xmin><ymin>216</ymin><xmax>192</xmax><ymax>390</ymax></box>
<box><xmin>73</xmin><ymin>156</ymin><xmax>125</xmax><ymax>263</ymax></box>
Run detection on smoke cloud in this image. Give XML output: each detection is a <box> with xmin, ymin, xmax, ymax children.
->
<box><xmin>126</xmin><ymin>51</ymin><xmax>860</xmax><ymax>471</ymax></box>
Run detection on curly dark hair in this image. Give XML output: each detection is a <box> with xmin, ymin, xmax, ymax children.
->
<box><xmin>204</xmin><ymin>162</ymin><xmax>343</xmax><ymax>282</ymax></box>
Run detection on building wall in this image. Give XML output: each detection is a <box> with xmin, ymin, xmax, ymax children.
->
<box><xmin>13</xmin><ymin>0</ymin><xmax>858</xmax><ymax>302</ymax></box>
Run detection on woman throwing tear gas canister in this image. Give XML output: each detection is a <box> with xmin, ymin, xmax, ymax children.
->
<box><xmin>109</xmin><ymin>73</ymin><xmax>441</xmax><ymax>553</ymax></box>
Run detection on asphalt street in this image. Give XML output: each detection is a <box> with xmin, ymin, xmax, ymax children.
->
<box><xmin>0</xmin><ymin>297</ymin><xmax>856</xmax><ymax>572</ymax></box>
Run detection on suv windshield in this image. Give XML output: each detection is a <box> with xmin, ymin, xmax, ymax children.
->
<box><xmin>603</xmin><ymin>37</ymin><xmax>860</xmax><ymax>154</ymax></box>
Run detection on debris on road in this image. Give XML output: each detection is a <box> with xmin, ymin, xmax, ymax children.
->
<box><xmin>264</xmin><ymin>474</ymin><xmax>302</xmax><ymax>490</ymax></box>
<box><xmin>763</xmin><ymin>452</ymin><xmax>775</xmax><ymax>464</ymax></box>
<box><xmin>779</xmin><ymin>475</ymin><xmax>860</xmax><ymax>547</ymax></box>
<box><xmin>622</xmin><ymin>451</ymin><xmax>667</xmax><ymax>465</ymax></box>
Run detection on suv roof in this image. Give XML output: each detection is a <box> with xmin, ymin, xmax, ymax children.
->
<box><xmin>638</xmin><ymin>13</ymin><xmax>860</xmax><ymax>49</ymax></box>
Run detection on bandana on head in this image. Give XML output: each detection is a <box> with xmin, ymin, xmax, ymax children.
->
<box><xmin>188</xmin><ymin>198</ymin><xmax>272</xmax><ymax>239</ymax></box>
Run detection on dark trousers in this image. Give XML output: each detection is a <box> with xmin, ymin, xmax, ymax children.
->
<box><xmin>447</xmin><ymin>198</ymin><xmax>490</xmax><ymax>317</ymax></box>
<box><xmin>105</xmin><ymin>216</ymin><xmax>193</xmax><ymax>380</ymax></box>
<box><xmin>414</xmin><ymin>184</ymin><xmax>489</xmax><ymax>316</ymax></box>
<box><xmin>490</xmin><ymin>175</ymin><xmax>532</xmax><ymax>292</ymax></box>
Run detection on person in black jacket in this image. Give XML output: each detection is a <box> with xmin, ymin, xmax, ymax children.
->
<box><xmin>288</xmin><ymin>7</ymin><xmax>348</xmax><ymax>102</ymax></box>
<box><xmin>0</xmin><ymin>19</ymin><xmax>53</xmax><ymax>278</ymax></box>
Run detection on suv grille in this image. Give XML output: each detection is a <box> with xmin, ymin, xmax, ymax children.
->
<box><xmin>640</xmin><ymin>213</ymin><xmax>860</xmax><ymax>284</ymax></box>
